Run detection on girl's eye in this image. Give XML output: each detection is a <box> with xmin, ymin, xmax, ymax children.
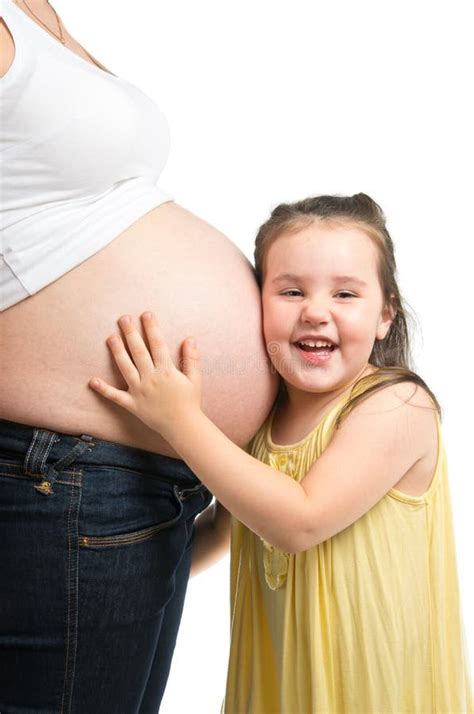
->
<box><xmin>280</xmin><ymin>290</ymin><xmax>303</xmax><ymax>297</ymax></box>
<box><xmin>280</xmin><ymin>290</ymin><xmax>356</xmax><ymax>298</ymax></box>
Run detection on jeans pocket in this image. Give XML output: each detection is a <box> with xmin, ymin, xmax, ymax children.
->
<box><xmin>78</xmin><ymin>480</ymin><xmax>184</xmax><ymax>550</ymax></box>
<box><xmin>78</xmin><ymin>516</ymin><xmax>182</xmax><ymax>548</ymax></box>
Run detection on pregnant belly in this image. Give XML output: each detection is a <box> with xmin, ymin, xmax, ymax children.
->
<box><xmin>0</xmin><ymin>202</ymin><xmax>278</xmax><ymax>457</ymax></box>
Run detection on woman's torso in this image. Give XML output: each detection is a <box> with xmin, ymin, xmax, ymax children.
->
<box><xmin>224</xmin><ymin>375</ymin><xmax>473</xmax><ymax>713</ymax></box>
<box><xmin>0</xmin><ymin>2</ymin><xmax>278</xmax><ymax>457</ymax></box>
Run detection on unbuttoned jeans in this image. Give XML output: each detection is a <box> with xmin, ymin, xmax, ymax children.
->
<box><xmin>0</xmin><ymin>419</ymin><xmax>212</xmax><ymax>714</ymax></box>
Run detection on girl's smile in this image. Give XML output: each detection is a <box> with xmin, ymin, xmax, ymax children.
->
<box><xmin>261</xmin><ymin>221</ymin><xmax>394</xmax><ymax>407</ymax></box>
<box><xmin>293</xmin><ymin>340</ymin><xmax>337</xmax><ymax>365</ymax></box>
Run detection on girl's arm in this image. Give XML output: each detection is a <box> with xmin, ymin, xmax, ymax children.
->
<box><xmin>190</xmin><ymin>501</ymin><xmax>231</xmax><ymax>577</ymax></box>
<box><xmin>89</xmin><ymin>312</ymin><xmax>433</xmax><ymax>553</ymax></box>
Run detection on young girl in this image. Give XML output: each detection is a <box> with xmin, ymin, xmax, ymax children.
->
<box><xmin>89</xmin><ymin>193</ymin><xmax>473</xmax><ymax>713</ymax></box>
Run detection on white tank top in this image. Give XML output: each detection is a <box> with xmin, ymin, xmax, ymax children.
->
<box><xmin>0</xmin><ymin>0</ymin><xmax>172</xmax><ymax>310</ymax></box>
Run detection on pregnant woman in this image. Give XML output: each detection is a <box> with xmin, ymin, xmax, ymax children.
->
<box><xmin>0</xmin><ymin>1</ymin><xmax>277</xmax><ymax>712</ymax></box>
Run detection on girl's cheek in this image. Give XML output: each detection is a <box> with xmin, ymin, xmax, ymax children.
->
<box><xmin>262</xmin><ymin>307</ymin><xmax>282</xmax><ymax>340</ymax></box>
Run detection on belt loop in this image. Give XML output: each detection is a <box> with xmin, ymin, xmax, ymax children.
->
<box><xmin>24</xmin><ymin>430</ymin><xmax>95</xmax><ymax>496</ymax></box>
<box><xmin>24</xmin><ymin>428</ymin><xmax>59</xmax><ymax>477</ymax></box>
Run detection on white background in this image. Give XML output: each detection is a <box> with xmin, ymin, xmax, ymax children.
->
<box><xmin>64</xmin><ymin>1</ymin><xmax>473</xmax><ymax>711</ymax></box>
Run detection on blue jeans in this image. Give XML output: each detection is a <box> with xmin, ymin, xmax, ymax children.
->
<box><xmin>0</xmin><ymin>419</ymin><xmax>212</xmax><ymax>714</ymax></box>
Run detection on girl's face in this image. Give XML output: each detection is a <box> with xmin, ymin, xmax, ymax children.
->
<box><xmin>261</xmin><ymin>221</ymin><xmax>394</xmax><ymax>401</ymax></box>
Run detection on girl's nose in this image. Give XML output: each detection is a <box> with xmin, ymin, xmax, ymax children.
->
<box><xmin>300</xmin><ymin>299</ymin><xmax>331</xmax><ymax>325</ymax></box>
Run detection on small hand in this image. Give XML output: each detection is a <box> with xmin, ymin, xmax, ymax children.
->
<box><xmin>89</xmin><ymin>312</ymin><xmax>201</xmax><ymax>438</ymax></box>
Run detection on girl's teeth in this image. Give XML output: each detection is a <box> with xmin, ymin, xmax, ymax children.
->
<box><xmin>298</xmin><ymin>341</ymin><xmax>335</xmax><ymax>351</ymax></box>
<box><xmin>299</xmin><ymin>340</ymin><xmax>333</xmax><ymax>348</ymax></box>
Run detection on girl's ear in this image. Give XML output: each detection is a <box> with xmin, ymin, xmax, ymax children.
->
<box><xmin>376</xmin><ymin>298</ymin><xmax>397</xmax><ymax>341</ymax></box>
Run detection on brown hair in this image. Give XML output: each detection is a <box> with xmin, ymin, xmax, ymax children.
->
<box><xmin>253</xmin><ymin>192</ymin><xmax>441</xmax><ymax>426</ymax></box>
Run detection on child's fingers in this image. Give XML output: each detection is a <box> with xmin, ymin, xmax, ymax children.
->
<box><xmin>89</xmin><ymin>377</ymin><xmax>135</xmax><ymax>412</ymax></box>
<box><xmin>140</xmin><ymin>312</ymin><xmax>174</xmax><ymax>370</ymax></box>
<box><xmin>181</xmin><ymin>338</ymin><xmax>202</xmax><ymax>394</ymax></box>
<box><xmin>106</xmin><ymin>334</ymin><xmax>140</xmax><ymax>387</ymax></box>
<box><xmin>118</xmin><ymin>315</ymin><xmax>155</xmax><ymax>375</ymax></box>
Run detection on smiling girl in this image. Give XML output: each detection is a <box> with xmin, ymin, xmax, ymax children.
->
<box><xmin>90</xmin><ymin>193</ymin><xmax>473</xmax><ymax>712</ymax></box>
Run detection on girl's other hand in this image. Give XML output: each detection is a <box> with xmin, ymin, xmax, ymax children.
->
<box><xmin>89</xmin><ymin>312</ymin><xmax>202</xmax><ymax>438</ymax></box>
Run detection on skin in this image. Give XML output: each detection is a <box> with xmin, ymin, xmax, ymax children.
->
<box><xmin>89</xmin><ymin>222</ymin><xmax>439</xmax><ymax>557</ymax></box>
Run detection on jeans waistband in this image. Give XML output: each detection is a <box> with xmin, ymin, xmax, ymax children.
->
<box><xmin>0</xmin><ymin>418</ymin><xmax>201</xmax><ymax>486</ymax></box>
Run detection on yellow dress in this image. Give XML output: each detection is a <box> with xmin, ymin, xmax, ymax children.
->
<box><xmin>223</xmin><ymin>379</ymin><xmax>473</xmax><ymax>713</ymax></box>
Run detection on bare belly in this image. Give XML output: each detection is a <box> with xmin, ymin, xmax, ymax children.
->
<box><xmin>0</xmin><ymin>202</ymin><xmax>278</xmax><ymax>457</ymax></box>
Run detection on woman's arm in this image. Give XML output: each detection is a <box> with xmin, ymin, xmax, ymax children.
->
<box><xmin>190</xmin><ymin>501</ymin><xmax>230</xmax><ymax>577</ymax></box>
<box><xmin>89</xmin><ymin>312</ymin><xmax>432</xmax><ymax>552</ymax></box>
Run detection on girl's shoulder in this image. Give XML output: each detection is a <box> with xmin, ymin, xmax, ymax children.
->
<box><xmin>357</xmin><ymin>378</ymin><xmax>437</xmax><ymax>414</ymax></box>
<box><xmin>348</xmin><ymin>377</ymin><xmax>439</xmax><ymax>441</ymax></box>
<box><xmin>342</xmin><ymin>378</ymin><xmax>439</xmax><ymax>493</ymax></box>
<box><xmin>344</xmin><ymin>363</ymin><xmax>436</xmax><ymax>414</ymax></box>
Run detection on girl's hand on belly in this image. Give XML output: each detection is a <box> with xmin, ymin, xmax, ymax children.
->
<box><xmin>89</xmin><ymin>311</ymin><xmax>202</xmax><ymax>438</ymax></box>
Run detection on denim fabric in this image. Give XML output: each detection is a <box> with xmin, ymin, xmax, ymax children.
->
<box><xmin>0</xmin><ymin>419</ymin><xmax>213</xmax><ymax>714</ymax></box>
